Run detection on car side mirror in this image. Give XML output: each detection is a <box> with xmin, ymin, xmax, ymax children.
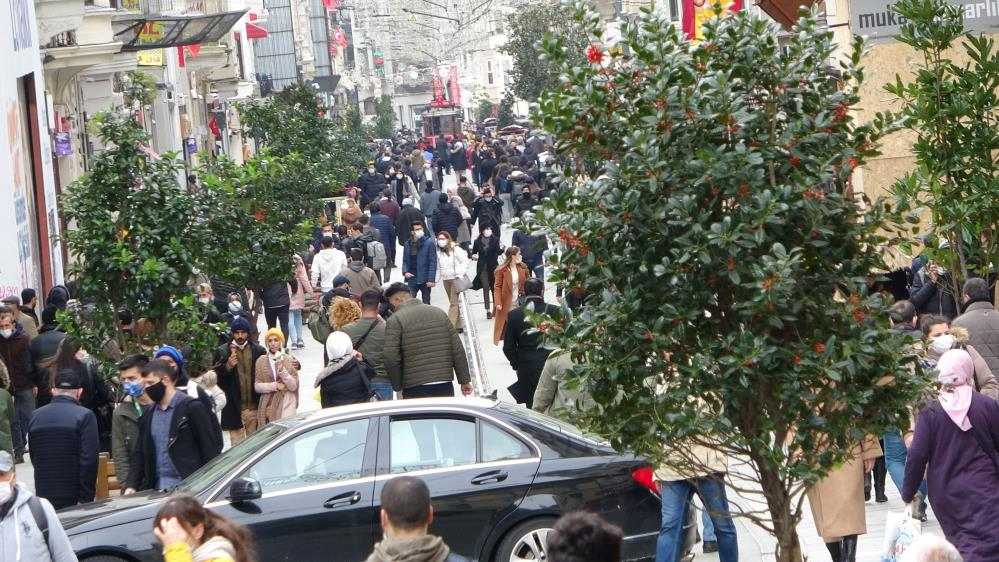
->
<box><xmin>228</xmin><ymin>477</ymin><xmax>262</xmax><ymax>503</ymax></box>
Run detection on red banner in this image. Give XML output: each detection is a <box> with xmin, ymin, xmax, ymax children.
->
<box><xmin>448</xmin><ymin>66</ymin><xmax>461</xmax><ymax>107</ymax></box>
<box><xmin>682</xmin><ymin>0</ymin><xmax>743</xmax><ymax>41</ymax></box>
<box><xmin>432</xmin><ymin>66</ymin><xmax>446</xmax><ymax>103</ymax></box>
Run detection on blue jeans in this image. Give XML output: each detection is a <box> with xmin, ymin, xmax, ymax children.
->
<box><xmin>288</xmin><ymin>309</ymin><xmax>303</xmax><ymax>344</ymax></box>
<box><xmin>884</xmin><ymin>429</ymin><xmax>928</xmax><ymax>508</ymax></box>
<box><xmin>11</xmin><ymin>388</ymin><xmax>35</xmax><ymax>454</ymax></box>
<box><xmin>409</xmin><ymin>283</ymin><xmax>431</xmax><ymax>304</ymax></box>
<box><xmin>370</xmin><ymin>381</ymin><xmax>394</xmax><ymax>401</ymax></box>
<box><xmin>702</xmin><ymin>510</ymin><xmax>715</xmax><ymax>541</ymax></box>
<box><xmin>657</xmin><ymin>475</ymin><xmax>738</xmax><ymax>562</ymax></box>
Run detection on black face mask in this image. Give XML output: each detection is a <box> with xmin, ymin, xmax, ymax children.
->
<box><xmin>145</xmin><ymin>380</ymin><xmax>167</xmax><ymax>403</ymax></box>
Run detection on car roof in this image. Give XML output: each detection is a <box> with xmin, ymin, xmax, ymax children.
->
<box><xmin>282</xmin><ymin>397</ymin><xmax>501</xmax><ymax>426</ymax></box>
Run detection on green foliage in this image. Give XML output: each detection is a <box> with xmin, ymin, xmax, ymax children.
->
<box><xmin>886</xmin><ymin>0</ymin><xmax>999</xmax><ymax>303</ymax></box>
<box><xmin>497</xmin><ymin>91</ymin><xmax>516</xmax><ymax>128</ymax></box>
<box><xmin>196</xmin><ymin>155</ymin><xmax>311</xmax><ymax>299</ymax></box>
<box><xmin>59</xmin><ymin>112</ymin><xmax>218</xmax><ymax>377</ymax></box>
<box><xmin>373</xmin><ymin>94</ymin><xmax>396</xmax><ymax>139</ymax></box>
<box><xmin>238</xmin><ymin>84</ymin><xmax>363</xmax><ymax>199</ymax></box>
<box><xmin>475</xmin><ymin>98</ymin><xmax>496</xmax><ymax>122</ymax></box>
<box><xmin>500</xmin><ymin>1</ymin><xmax>588</xmax><ymax>101</ymax></box>
<box><xmin>122</xmin><ymin>70</ymin><xmax>158</xmax><ymax>107</ymax></box>
<box><xmin>529</xmin><ymin>4</ymin><xmax>924</xmax><ymax>558</ymax></box>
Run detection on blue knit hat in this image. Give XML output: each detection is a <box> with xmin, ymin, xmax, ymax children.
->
<box><xmin>231</xmin><ymin>316</ymin><xmax>251</xmax><ymax>333</ymax></box>
<box><xmin>154</xmin><ymin>345</ymin><xmax>185</xmax><ymax>370</ymax></box>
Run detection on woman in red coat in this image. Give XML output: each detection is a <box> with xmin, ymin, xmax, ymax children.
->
<box><xmin>492</xmin><ymin>246</ymin><xmax>528</xmax><ymax>345</ymax></box>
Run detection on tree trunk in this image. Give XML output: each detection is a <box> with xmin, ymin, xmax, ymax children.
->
<box><xmin>756</xmin><ymin>459</ymin><xmax>804</xmax><ymax>562</ymax></box>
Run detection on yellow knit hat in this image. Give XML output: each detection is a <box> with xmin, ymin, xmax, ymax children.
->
<box><xmin>263</xmin><ymin>327</ymin><xmax>285</xmax><ymax>346</ymax></box>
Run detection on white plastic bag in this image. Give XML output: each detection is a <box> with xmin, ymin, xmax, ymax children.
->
<box><xmin>882</xmin><ymin>511</ymin><xmax>921</xmax><ymax>562</ymax></box>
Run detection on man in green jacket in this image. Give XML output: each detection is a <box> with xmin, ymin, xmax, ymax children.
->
<box><xmin>110</xmin><ymin>354</ymin><xmax>151</xmax><ymax>480</ymax></box>
<box><xmin>0</xmin><ymin>359</ymin><xmax>13</xmax><ymax>453</ymax></box>
<box><xmin>342</xmin><ymin>289</ymin><xmax>392</xmax><ymax>400</ymax></box>
<box><xmin>382</xmin><ymin>283</ymin><xmax>472</xmax><ymax>398</ymax></box>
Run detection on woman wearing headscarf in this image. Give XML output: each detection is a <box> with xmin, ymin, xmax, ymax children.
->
<box><xmin>315</xmin><ymin>332</ymin><xmax>373</xmax><ymax>407</ymax></box>
<box><xmin>904</xmin><ymin>348</ymin><xmax>999</xmax><ymax>561</ymax></box>
<box><xmin>254</xmin><ymin>328</ymin><xmax>299</xmax><ymax>426</ymax></box>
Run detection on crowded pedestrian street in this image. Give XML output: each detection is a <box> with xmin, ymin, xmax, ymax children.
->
<box><xmin>4</xmin><ymin>0</ymin><xmax>999</xmax><ymax>561</ymax></box>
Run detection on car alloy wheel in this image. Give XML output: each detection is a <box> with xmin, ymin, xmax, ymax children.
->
<box><xmin>509</xmin><ymin>527</ymin><xmax>551</xmax><ymax>561</ymax></box>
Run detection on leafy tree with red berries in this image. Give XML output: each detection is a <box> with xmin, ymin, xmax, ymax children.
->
<box><xmin>528</xmin><ymin>3</ymin><xmax>925</xmax><ymax>559</ymax></box>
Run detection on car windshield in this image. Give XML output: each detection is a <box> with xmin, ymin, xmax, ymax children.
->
<box><xmin>175</xmin><ymin>424</ymin><xmax>288</xmax><ymax>495</ymax></box>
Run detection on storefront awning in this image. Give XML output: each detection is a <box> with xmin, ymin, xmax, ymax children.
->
<box><xmin>245</xmin><ymin>22</ymin><xmax>268</xmax><ymax>40</ymax></box>
<box><xmin>113</xmin><ymin>9</ymin><xmax>248</xmax><ymax>51</ymax></box>
<box><xmin>755</xmin><ymin>0</ymin><xmax>816</xmax><ymax>30</ymax></box>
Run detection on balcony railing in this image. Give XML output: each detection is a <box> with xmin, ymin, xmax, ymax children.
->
<box><xmin>44</xmin><ymin>30</ymin><xmax>78</xmax><ymax>48</ymax></box>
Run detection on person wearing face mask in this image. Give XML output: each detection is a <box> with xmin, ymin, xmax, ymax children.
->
<box><xmin>358</xmin><ymin>161</ymin><xmax>388</xmax><ymax>208</ymax></box>
<box><xmin>921</xmin><ymin>314</ymin><xmax>999</xmax><ymax>401</ymax></box>
<box><xmin>219</xmin><ymin>293</ymin><xmax>247</xmax><ymax>327</ymax></box>
<box><xmin>194</xmin><ymin>284</ymin><xmax>220</xmax><ymax>324</ymax></box>
<box><xmin>402</xmin><ymin>223</ymin><xmax>438</xmax><ymax>305</ymax></box>
<box><xmin>909</xmin><ymin>240</ymin><xmax>959</xmax><ymax>319</ymax></box>
<box><xmin>27</xmin><ymin>370</ymin><xmax>99</xmax><ymax>509</ymax></box>
<box><xmin>435</xmin><ymin>233</ymin><xmax>470</xmax><ymax>329</ymax></box>
<box><xmin>396</xmin><ymin>198</ymin><xmax>428</xmax><ymax>249</ymax></box>
<box><xmin>0</xmin><ymin>450</ymin><xmax>78</xmax><ymax>562</ymax></box>
<box><xmin>213</xmin><ymin>318</ymin><xmax>266</xmax><ymax>445</ymax></box>
<box><xmin>432</xmin><ymin>193</ymin><xmax>463</xmax><ymax>243</ymax></box>
<box><xmin>123</xmin><ymin>359</ymin><xmax>221</xmax><ymax>494</ymax></box>
<box><xmin>470</xmin><ymin>186</ymin><xmax>505</xmax><ymax>237</ymax></box>
<box><xmin>514</xmin><ymin>185</ymin><xmax>536</xmax><ymax>218</ymax></box>
<box><xmin>0</xmin><ymin>307</ymin><xmax>35</xmax><ymax>465</ymax></box>
<box><xmin>111</xmin><ymin>354</ymin><xmax>151</xmax><ymax>484</ymax></box>
<box><xmin>470</xmin><ymin>227</ymin><xmax>502</xmax><ymax>319</ymax></box>
<box><xmin>492</xmin><ymin>247</ymin><xmax>529</xmax><ymax>346</ymax></box>
<box><xmin>389</xmin><ymin>167</ymin><xmax>418</xmax><ymax>205</ymax></box>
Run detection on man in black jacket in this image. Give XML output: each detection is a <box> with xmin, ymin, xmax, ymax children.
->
<box><xmin>470</xmin><ymin>187</ymin><xmax>504</xmax><ymax>236</ymax></box>
<box><xmin>432</xmin><ymin>193</ymin><xmax>463</xmax><ymax>241</ymax></box>
<box><xmin>358</xmin><ymin>161</ymin><xmax>388</xmax><ymax>207</ymax></box>
<box><xmin>27</xmin><ymin>370</ymin><xmax>99</xmax><ymax>509</ymax></box>
<box><xmin>123</xmin><ymin>359</ymin><xmax>220</xmax><ymax>493</ymax></box>
<box><xmin>503</xmin><ymin>279</ymin><xmax>558</xmax><ymax>408</ymax></box>
<box><xmin>213</xmin><ymin>318</ymin><xmax>267</xmax><ymax>444</ymax></box>
<box><xmin>28</xmin><ymin>307</ymin><xmax>65</xmax><ymax>406</ymax></box>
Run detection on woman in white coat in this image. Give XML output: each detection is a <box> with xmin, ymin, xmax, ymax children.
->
<box><xmin>435</xmin><ymin>232</ymin><xmax>470</xmax><ymax>328</ymax></box>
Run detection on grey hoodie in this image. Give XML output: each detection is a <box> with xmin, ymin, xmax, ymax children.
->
<box><xmin>0</xmin><ymin>483</ymin><xmax>78</xmax><ymax>562</ymax></box>
<box><xmin>365</xmin><ymin>535</ymin><xmax>460</xmax><ymax>562</ymax></box>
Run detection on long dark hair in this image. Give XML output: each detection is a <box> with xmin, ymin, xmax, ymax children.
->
<box><xmin>155</xmin><ymin>495</ymin><xmax>256</xmax><ymax>562</ymax></box>
<box><xmin>41</xmin><ymin>336</ymin><xmax>84</xmax><ymax>378</ymax></box>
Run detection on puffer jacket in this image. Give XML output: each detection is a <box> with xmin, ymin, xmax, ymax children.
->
<box><xmin>383</xmin><ymin>299</ymin><xmax>470</xmax><ymax>391</ymax></box>
<box><xmin>403</xmin><ymin>237</ymin><xmax>438</xmax><ymax>286</ymax></box>
<box><xmin>0</xmin><ymin>483</ymin><xmax>77</xmax><ymax>562</ymax></box>
<box><xmin>0</xmin><ymin>386</ymin><xmax>13</xmax><ymax>454</ymax></box>
<box><xmin>316</xmin><ymin>356</ymin><xmax>371</xmax><ymax>407</ymax></box>
<box><xmin>436</xmin><ymin>247</ymin><xmax>470</xmax><ymax>282</ymax></box>
<box><xmin>432</xmin><ymin>202</ymin><xmax>463</xmax><ymax>240</ymax></box>
<box><xmin>952</xmin><ymin>300</ymin><xmax>999</xmax><ymax>374</ymax></box>
<box><xmin>261</xmin><ymin>280</ymin><xmax>291</xmax><ymax>309</ymax></box>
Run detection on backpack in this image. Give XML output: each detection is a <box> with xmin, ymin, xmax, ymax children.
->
<box><xmin>368</xmin><ymin>240</ymin><xmax>387</xmax><ymax>269</ymax></box>
<box><xmin>27</xmin><ymin>496</ymin><xmax>51</xmax><ymax>555</ymax></box>
<box><xmin>307</xmin><ymin>304</ymin><xmax>332</xmax><ymax>344</ymax></box>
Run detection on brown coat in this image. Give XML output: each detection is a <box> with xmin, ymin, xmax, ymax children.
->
<box><xmin>253</xmin><ymin>354</ymin><xmax>299</xmax><ymax>427</ymax></box>
<box><xmin>492</xmin><ymin>263</ymin><xmax>529</xmax><ymax>345</ymax></box>
<box><xmin>805</xmin><ymin>436</ymin><xmax>883</xmax><ymax>542</ymax></box>
<box><xmin>341</xmin><ymin>203</ymin><xmax>362</xmax><ymax>226</ymax></box>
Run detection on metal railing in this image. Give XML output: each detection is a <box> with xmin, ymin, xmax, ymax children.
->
<box><xmin>459</xmin><ymin>291</ymin><xmax>490</xmax><ymax>397</ymax></box>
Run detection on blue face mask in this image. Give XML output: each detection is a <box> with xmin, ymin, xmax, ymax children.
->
<box><xmin>122</xmin><ymin>380</ymin><xmax>144</xmax><ymax>398</ymax></box>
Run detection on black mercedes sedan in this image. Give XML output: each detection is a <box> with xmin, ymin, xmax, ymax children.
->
<box><xmin>59</xmin><ymin>398</ymin><xmax>685</xmax><ymax>562</ymax></box>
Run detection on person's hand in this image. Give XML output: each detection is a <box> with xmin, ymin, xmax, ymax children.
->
<box><xmin>226</xmin><ymin>354</ymin><xmax>239</xmax><ymax>369</ymax></box>
<box><xmin>153</xmin><ymin>516</ymin><xmax>190</xmax><ymax>547</ymax></box>
<box><xmin>32</xmin><ymin>386</ymin><xmax>37</xmax><ymax>398</ymax></box>
<box><xmin>904</xmin><ymin>434</ymin><xmax>914</xmax><ymax>448</ymax></box>
<box><xmin>929</xmin><ymin>262</ymin><xmax>939</xmax><ymax>283</ymax></box>
<box><xmin>427</xmin><ymin>282</ymin><xmax>436</xmax><ymax>288</ymax></box>
<box><xmin>123</xmin><ymin>487</ymin><xmax>136</xmax><ymax>496</ymax></box>
<box><xmin>471</xmin><ymin>255</ymin><xmax>479</xmax><ymax>261</ymax></box>
<box><xmin>404</xmin><ymin>272</ymin><xmax>414</xmax><ymax>279</ymax></box>
<box><xmin>276</xmin><ymin>382</ymin><xmax>287</xmax><ymax>392</ymax></box>
<box><xmin>291</xmin><ymin>357</ymin><xmax>301</xmax><ymax>371</ymax></box>
<box><xmin>863</xmin><ymin>458</ymin><xmax>876</xmax><ymax>473</ymax></box>
<box><xmin>352</xmin><ymin>350</ymin><xmax>364</xmax><ymax>360</ymax></box>
<box><xmin>496</xmin><ymin>303</ymin><xmax>502</xmax><ymax>312</ymax></box>
<box><xmin>460</xmin><ymin>383</ymin><xmax>473</xmax><ymax>396</ymax></box>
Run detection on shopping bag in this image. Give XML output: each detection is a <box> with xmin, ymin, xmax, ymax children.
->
<box><xmin>881</xmin><ymin>511</ymin><xmax>921</xmax><ymax>562</ymax></box>
<box><xmin>452</xmin><ymin>274</ymin><xmax>473</xmax><ymax>293</ymax></box>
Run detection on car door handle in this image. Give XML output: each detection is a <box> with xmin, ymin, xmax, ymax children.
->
<box><xmin>471</xmin><ymin>470</ymin><xmax>508</xmax><ymax>485</ymax></box>
<box><xmin>323</xmin><ymin>491</ymin><xmax>362</xmax><ymax>509</ymax></box>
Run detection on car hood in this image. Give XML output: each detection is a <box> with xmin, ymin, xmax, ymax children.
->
<box><xmin>58</xmin><ymin>490</ymin><xmax>172</xmax><ymax>534</ymax></box>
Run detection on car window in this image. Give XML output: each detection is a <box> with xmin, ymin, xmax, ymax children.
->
<box><xmin>178</xmin><ymin>424</ymin><xmax>287</xmax><ymax>495</ymax></box>
<box><xmin>481</xmin><ymin>422</ymin><xmax>534</xmax><ymax>462</ymax></box>
<box><xmin>390</xmin><ymin>417</ymin><xmax>476</xmax><ymax>474</ymax></box>
<box><xmin>244</xmin><ymin>418</ymin><xmax>369</xmax><ymax>494</ymax></box>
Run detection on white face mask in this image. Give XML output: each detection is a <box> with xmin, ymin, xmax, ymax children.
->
<box><xmin>930</xmin><ymin>334</ymin><xmax>956</xmax><ymax>354</ymax></box>
<box><xmin>198</xmin><ymin>297</ymin><xmax>211</xmax><ymax>305</ymax></box>
<box><xmin>513</xmin><ymin>256</ymin><xmax>522</xmax><ymax>264</ymax></box>
<box><xmin>413</xmin><ymin>230</ymin><xmax>424</xmax><ymax>240</ymax></box>
<box><xmin>0</xmin><ymin>478</ymin><xmax>11</xmax><ymax>504</ymax></box>
<box><xmin>437</xmin><ymin>239</ymin><xmax>448</xmax><ymax>248</ymax></box>
<box><xmin>0</xmin><ymin>329</ymin><xmax>12</xmax><ymax>339</ymax></box>
<box><xmin>368</xmin><ymin>168</ymin><xmax>376</xmax><ymax>174</ymax></box>
<box><xmin>396</xmin><ymin>174</ymin><xmax>403</xmax><ymax>179</ymax></box>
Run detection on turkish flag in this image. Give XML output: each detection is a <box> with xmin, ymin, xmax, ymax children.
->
<box><xmin>682</xmin><ymin>0</ymin><xmax>743</xmax><ymax>41</ymax></box>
